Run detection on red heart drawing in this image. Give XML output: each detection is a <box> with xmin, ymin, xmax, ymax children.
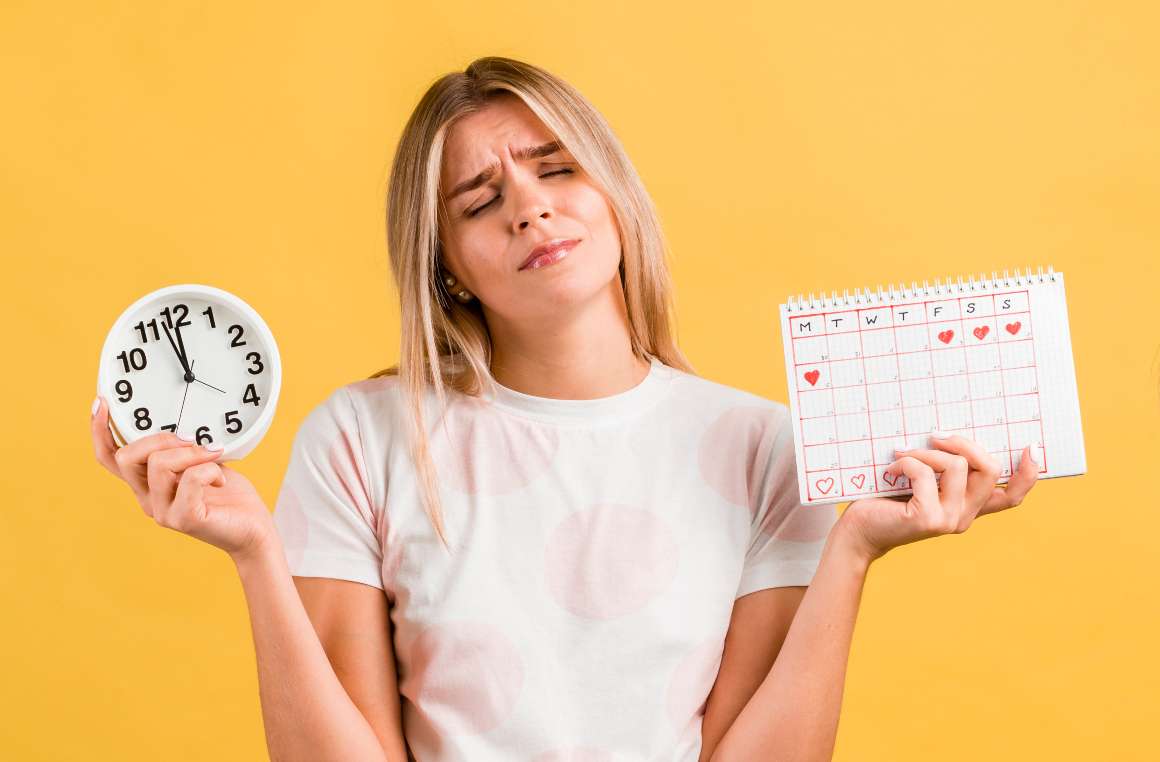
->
<box><xmin>1005</xmin><ymin>321</ymin><xmax>1021</xmax><ymax>335</ymax></box>
<box><xmin>938</xmin><ymin>329</ymin><xmax>955</xmax><ymax>344</ymax></box>
<box><xmin>882</xmin><ymin>470</ymin><xmax>899</xmax><ymax>487</ymax></box>
<box><xmin>804</xmin><ymin>369</ymin><xmax>820</xmax><ymax>386</ymax></box>
<box><xmin>815</xmin><ymin>477</ymin><xmax>834</xmax><ymax>494</ymax></box>
<box><xmin>851</xmin><ymin>474</ymin><xmax>866</xmax><ymax>489</ymax></box>
<box><xmin>973</xmin><ymin>325</ymin><xmax>990</xmax><ymax>340</ymax></box>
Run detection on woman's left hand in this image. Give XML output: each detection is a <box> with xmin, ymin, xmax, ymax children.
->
<box><xmin>837</xmin><ymin>433</ymin><xmax>1042</xmax><ymax>564</ymax></box>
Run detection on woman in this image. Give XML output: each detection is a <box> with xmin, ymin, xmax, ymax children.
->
<box><xmin>90</xmin><ymin>56</ymin><xmax>1041</xmax><ymax>761</ymax></box>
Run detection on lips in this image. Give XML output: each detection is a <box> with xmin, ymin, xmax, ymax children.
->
<box><xmin>519</xmin><ymin>238</ymin><xmax>580</xmax><ymax>271</ymax></box>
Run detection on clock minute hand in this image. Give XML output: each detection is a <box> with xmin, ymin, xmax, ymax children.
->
<box><xmin>161</xmin><ymin>321</ymin><xmax>192</xmax><ymax>379</ymax></box>
<box><xmin>173</xmin><ymin>321</ymin><xmax>196</xmax><ymax>383</ymax></box>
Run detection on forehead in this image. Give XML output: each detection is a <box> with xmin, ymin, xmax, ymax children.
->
<box><xmin>440</xmin><ymin>96</ymin><xmax>555</xmax><ymax>188</ymax></box>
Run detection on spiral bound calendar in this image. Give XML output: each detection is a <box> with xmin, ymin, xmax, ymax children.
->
<box><xmin>777</xmin><ymin>266</ymin><xmax>1086</xmax><ymax>505</ymax></box>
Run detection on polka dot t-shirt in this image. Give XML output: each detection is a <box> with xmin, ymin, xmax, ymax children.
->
<box><xmin>272</xmin><ymin>355</ymin><xmax>838</xmax><ymax>761</ymax></box>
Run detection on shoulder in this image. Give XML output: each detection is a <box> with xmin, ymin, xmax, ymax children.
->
<box><xmin>289</xmin><ymin>374</ymin><xmax>407</xmax><ymax>449</ymax></box>
<box><xmin>666</xmin><ymin>365</ymin><xmax>791</xmax><ymax>430</ymax></box>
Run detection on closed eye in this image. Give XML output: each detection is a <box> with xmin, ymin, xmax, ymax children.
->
<box><xmin>464</xmin><ymin>168</ymin><xmax>575</xmax><ymax>218</ymax></box>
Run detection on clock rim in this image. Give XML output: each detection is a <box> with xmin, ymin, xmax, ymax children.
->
<box><xmin>96</xmin><ymin>283</ymin><xmax>282</xmax><ymax>460</ymax></box>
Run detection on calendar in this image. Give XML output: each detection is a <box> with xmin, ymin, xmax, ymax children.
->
<box><xmin>777</xmin><ymin>266</ymin><xmax>1086</xmax><ymax>505</ymax></box>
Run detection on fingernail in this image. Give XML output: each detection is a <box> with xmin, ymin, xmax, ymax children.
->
<box><xmin>930</xmin><ymin>429</ymin><xmax>951</xmax><ymax>439</ymax></box>
<box><xmin>91</xmin><ymin>396</ymin><xmax>100</xmax><ymax>417</ymax></box>
<box><xmin>176</xmin><ymin>431</ymin><xmax>196</xmax><ymax>442</ymax></box>
<box><xmin>1028</xmin><ymin>445</ymin><xmax>1041</xmax><ymax>466</ymax></box>
<box><xmin>205</xmin><ymin>442</ymin><xmax>224</xmax><ymax>452</ymax></box>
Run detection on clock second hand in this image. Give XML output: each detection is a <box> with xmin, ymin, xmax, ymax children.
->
<box><xmin>177</xmin><ymin>359</ymin><xmax>194</xmax><ymax>431</ymax></box>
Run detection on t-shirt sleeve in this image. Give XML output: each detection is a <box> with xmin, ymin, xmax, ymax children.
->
<box><xmin>735</xmin><ymin>404</ymin><xmax>839</xmax><ymax>600</ymax></box>
<box><xmin>271</xmin><ymin>386</ymin><xmax>385</xmax><ymax>590</ymax></box>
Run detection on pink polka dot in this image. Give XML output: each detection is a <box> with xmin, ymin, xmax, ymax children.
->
<box><xmin>665</xmin><ymin>632</ymin><xmax>727</xmax><ymax>729</ymax></box>
<box><xmin>430</xmin><ymin>396</ymin><xmax>560</xmax><ymax>495</ymax></box>
<box><xmin>274</xmin><ymin>484</ymin><xmax>310</xmax><ymax>569</ymax></box>
<box><xmin>531</xmin><ymin>748</ymin><xmax>614</xmax><ymax>762</ymax></box>
<box><xmin>399</xmin><ymin>621</ymin><xmax>524</xmax><ymax>736</ymax></box>
<box><xmin>759</xmin><ymin>501</ymin><xmax>838</xmax><ymax>543</ymax></box>
<box><xmin>545</xmin><ymin>503</ymin><xmax>678</xmax><ymax>619</ymax></box>
<box><xmin>325</xmin><ymin>420</ymin><xmax>377</xmax><ymax>524</ymax></box>
<box><xmin>698</xmin><ymin>405</ymin><xmax>782</xmax><ymax>517</ymax></box>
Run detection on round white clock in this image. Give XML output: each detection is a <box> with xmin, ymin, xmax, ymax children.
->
<box><xmin>96</xmin><ymin>284</ymin><xmax>282</xmax><ymax>461</ymax></box>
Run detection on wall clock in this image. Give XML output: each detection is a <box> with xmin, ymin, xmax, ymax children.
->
<box><xmin>96</xmin><ymin>284</ymin><xmax>281</xmax><ymax>461</ymax></box>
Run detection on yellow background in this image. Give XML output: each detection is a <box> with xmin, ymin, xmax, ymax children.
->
<box><xmin>3</xmin><ymin>1</ymin><xmax>1157</xmax><ymax>759</ymax></box>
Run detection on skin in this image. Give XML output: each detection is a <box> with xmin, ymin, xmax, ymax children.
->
<box><xmin>437</xmin><ymin>92</ymin><xmax>651</xmax><ymax>399</ymax></box>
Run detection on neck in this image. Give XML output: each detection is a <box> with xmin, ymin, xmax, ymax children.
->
<box><xmin>485</xmin><ymin>279</ymin><xmax>649</xmax><ymax>400</ymax></box>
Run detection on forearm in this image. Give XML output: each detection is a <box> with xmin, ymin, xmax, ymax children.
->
<box><xmin>711</xmin><ymin>525</ymin><xmax>871</xmax><ymax>762</ymax></box>
<box><xmin>233</xmin><ymin>540</ymin><xmax>390</xmax><ymax>762</ymax></box>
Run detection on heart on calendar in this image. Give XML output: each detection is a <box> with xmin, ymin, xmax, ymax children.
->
<box><xmin>937</xmin><ymin>329</ymin><xmax>955</xmax><ymax>344</ymax></box>
<box><xmin>973</xmin><ymin>325</ymin><xmax>990</xmax><ymax>340</ymax></box>
<box><xmin>882</xmin><ymin>470</ymin><xmax>899</xmax><ymax>487</ymax></box>
<box><xmin>804</xmin><ymin>369</ymin><xmax>820</xmax><ymax>386</ymax></box>
<box><xmin>1005</xmin><ymin>321</ymin><xmax>1022</xmax><ymax>335</ymax></box>
<box><xmin>851</xmin><ymin>474</ymin><xmax>866</xmax><ymax>489</ymax></box>
<box><xmin>815</xmin><ymin>477</ymin><xmax>834</xmax><ymax>494</ymax></box>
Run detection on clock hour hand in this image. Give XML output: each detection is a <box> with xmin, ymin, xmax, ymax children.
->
<box><xmin>161</xmin><ymin>321</ymin><xmax>194</xmax><ymax>382</ymax></box>
<box><xmin>173</xmin><ymin>320</ymin><xmax>196</xmax><ymax>383</ymax></box>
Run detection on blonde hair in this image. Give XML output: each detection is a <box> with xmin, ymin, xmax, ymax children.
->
<box><xmin>369</xmin><ymin>56</ymin><xmax>695</xmax><ymax>552</ymax></box>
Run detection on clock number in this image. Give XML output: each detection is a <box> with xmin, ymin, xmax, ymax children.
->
<box><xmin>246</xmin><ymin>351</ymin><xmax>264</xmax><ymax>375</ymax></box>
<box><xmin>133</xmin><ymin>407</ymin><xmax>152</xmax><ymax>431</ymax></box>
<box><xmin>225</xmin><ymin>410</ymin><xmax>242</xmax><ymax>434</ymax></box>
<box><xmin>228</xmin><ymin>324</ymin><xmax>247</xmax><ymax>348</ymax></box>
<box><xmin>132</xmin><ymin>319</ymin><xmax>161</xmax><ymax>344</ymax></box>
<box><xmin>160</xmin><ymin>304</ymin><xmax>191</xmax><ymax>330</ymax></box>
<box><xmin>202</xmin><ymin>306</ymin><xmax>216</xmax><ymax>329</ymax></box>
<box><xmin>242</xmin><ymin>383</ymin><xmax>261</xmax><ymax>406</ymax></box>
<box><xmin>195</xmin><ymin>426</ymin><xmax>213</xmax><ymax>446</ymax></box>
<box><xmin>115</xmin><ymin>379</ymin><xmax>133</xmax><ymax>402</ymax></box>
<box><xmin>160</xmin><ymin>424</ymin><xmax>176</xmax><ymax>433</ymax></box>
<box><xmin>115</xmin><ymin>348</ymin><xmax>147</xmax><ymax>373</ymax></box>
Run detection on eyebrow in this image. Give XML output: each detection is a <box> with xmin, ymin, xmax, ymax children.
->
<box><xmin>446</xmin><ymin>140</ymin><xmax>564</xmax><ymax>203</ymax></box>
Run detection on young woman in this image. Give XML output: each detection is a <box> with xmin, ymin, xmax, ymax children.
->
<box><xmin>90</xmin><ymin>56</ymin><xmax>1041</xmax><ymax>762</ymax></box>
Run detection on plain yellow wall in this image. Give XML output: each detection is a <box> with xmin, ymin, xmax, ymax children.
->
<box><xmin>3</xmin><ymin>1</ymin><xmax>1157</xmax><ymax>760</ymax></box>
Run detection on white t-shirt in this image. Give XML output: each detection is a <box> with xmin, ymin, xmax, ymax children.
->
<box><xmin>272</xmin><ymin>355</ymin><xmax>839</xmax><ymax>761</ymax></box>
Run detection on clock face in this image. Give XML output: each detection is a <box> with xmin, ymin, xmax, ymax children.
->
<box><xmin>99</xmin><ymin>286</ymin><xmax>280</xmax><ymax>455</ymax></box>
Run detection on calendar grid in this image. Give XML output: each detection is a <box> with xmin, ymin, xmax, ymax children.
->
<box><xmin>789</xmin><ymin>288</ymin><xmax>1049</xmax><ymax>501</ymax></box>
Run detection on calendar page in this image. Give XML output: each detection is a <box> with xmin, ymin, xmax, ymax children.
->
<box><xmin>777</xmin><ymin>268</ymin><xmax>1087</xmax><ymax>505</ymax></box>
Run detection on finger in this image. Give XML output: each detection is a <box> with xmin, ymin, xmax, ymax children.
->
<box><xmin>170</xmin><ymin>461</ymin><xmax>226</xmax><ymax>532</ymax></box>
<box><xmin>114</xmin><ymin>429</ymin><xmax>219</xmax><ymax>498</ymax></box>
<box><xmin>147</xmin><ymin>444</ymin><xmax>225</xmax><ymax>520</ymax></box>
<box><xmin>90</xmin><ymin>396</ymin><xmax>121</xmax><ymax>477</ymax></box>
<box><xmin>982</xmin><ymin>445</ymin><xmax>1040</xmax><ymax>515</ymax></box>
<box><xmin>927</xmin><ymin>434</ymin><xmax>1004</xmax><ymax>512</ymax></box>
<box><xmin>893</xmin><ymin>446</ymin><xmax>969</xmax><ymax>510</ymax></box>
<box><xmin>885</xmin><ymin>455</ymin><xmax>940</xmax><ymax>511</ymax></box>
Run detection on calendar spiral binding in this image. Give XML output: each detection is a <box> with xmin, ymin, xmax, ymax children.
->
<box><xmin>783</xmin><ymin>265</ymin><xmax>1057</xmax><ymax>313</ymax></box>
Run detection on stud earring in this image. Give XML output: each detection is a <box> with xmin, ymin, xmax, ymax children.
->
<box><xmin>442</xmin><ymin>271</ymin><xmax>474</xmax><ymax>303</ymax></box>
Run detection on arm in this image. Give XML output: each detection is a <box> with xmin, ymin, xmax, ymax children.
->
<box><xmin>233</xmin><ymin>537</ymin><xmax>406</xmax><ymax>762</ymax></box>
<box><xmin>292</xmin><ymin>576</ymin><xmax>408</xmax><ymax>760</ymax></box>
<box><xmin>698</xmin><ymin>586</ymin><xmax>808</xmax><ymax>762</ymax></box>
<box><xmin>709</xmin><ymin>523</ymin><xmax>871</xmax><ymax>762</ymax></box>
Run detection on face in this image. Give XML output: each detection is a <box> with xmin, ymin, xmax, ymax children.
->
<box><xmin>437</xmin><ymin>94</ymin><xmax>624</xmax><ymax>324</ymax></box>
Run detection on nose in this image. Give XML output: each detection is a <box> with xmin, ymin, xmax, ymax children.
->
<box><xmin>515</xmin><ymin>205</ymin><xmax>552</xmax><ymax>233</ymax></box>
<box><xmin>505</xmin><ymin>164</ymin><xmax>553</xmax><ymax>233</ymax></box>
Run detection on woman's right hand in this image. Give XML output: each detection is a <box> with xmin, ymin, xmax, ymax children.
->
<box><xmin>90</xmin><ymin>395</ymin><xmax>276</xmax><ymax>563</ymax></box>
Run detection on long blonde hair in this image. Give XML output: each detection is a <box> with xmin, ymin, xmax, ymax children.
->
<box><xmin>369</xmin><ymin>56</ymin><xmax>695</xmax><ymax>552</ymax></box>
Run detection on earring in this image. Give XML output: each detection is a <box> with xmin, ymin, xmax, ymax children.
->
<box><xmin>442</xmin><ymin>271</ymin><xmax>474</xmax><ymax>303</ymax></box>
